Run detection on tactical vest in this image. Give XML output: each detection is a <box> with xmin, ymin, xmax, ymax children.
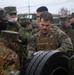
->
<box><xmin>36</xmin><ymin>31</ymin><xmax>57</xmax><ymax>51</ymax></box>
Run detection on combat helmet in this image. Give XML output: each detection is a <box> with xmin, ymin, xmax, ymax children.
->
<box><xmin>1</xmin><ymin>30</ymin><xmax>22</xmax><ymax>42</ymax></box>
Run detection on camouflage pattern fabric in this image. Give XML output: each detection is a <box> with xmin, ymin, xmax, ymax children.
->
<box><xmin>23</xmin><ymin>28</ymin><xmax>32</xmax><ymax>41</ymax></box>
<box><xmin>32</xmin><ymin>28</ymin><xmax>40</xmax><ymax>35</ymax></box>
<box><xmin>3</xmin><ymin>37</ymin><xmax>27</xmax><ymax>72</ymax></box>
<box><xmin>27</xmin><ymin>26</ymin><xmax>73</xmax><ymax>54</ymax></box>
<box><xmin>6</xmin><ymin>22</ymin><xmax>20</xmax><ymax>31</ymax></box>
<box><xmin>59</xmin><ymin>24</ymin><xmax>72</xmax><ymax>35</ymax></box>
<box><xmin>59</xmin><ymin>24</ymin><xmax>74</xmax><ymax>55</ymax></box>
<box><xmin>68</xmin><ymin>29</ymin><xmax>74</xmax><ymax>51</ymax></box>
<box><xmin>4</xmin><ymin>6</ymin><xmax>17</xmax><ymax>13</ymax></box>
<box><xmin>6</xmin><ymin>21</ymin><xmax>31</xmax><ymax>42</ymax></box>
<box><xmin>0</xmin><ymin>38</ymin><xmax>20</xmax><ymax>75</ymax></box>
<box><xmin>6</xmin><ymin>21</ymin><xmax>31</xmax><ymax>72</ymax></box>
<box><xmin>31</xmin><ymin>20</ymin><xmax>39</xmax><ymax>29</ymax></box>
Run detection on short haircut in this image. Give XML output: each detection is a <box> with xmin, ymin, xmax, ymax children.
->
<box><xmin>36</xmin><ymin>6</ymin><xmax>48</xmax><ymax>12</ymax></box>
<box><xmin>40</xmin><ymin>11</ymin><xmax>53</xmax><ymax>22</ymax></box>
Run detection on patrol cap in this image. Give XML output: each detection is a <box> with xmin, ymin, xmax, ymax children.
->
<box><xmin>4</xmin><ymin>6</ymin><xmax>17</xmax><ymax>14</ymax></box>
<box><xmin>0</xmin><ymin>8</ymin><xmax>8</xmax><ymax>20</ymax></box>
<box><xmin>1</xmin><ymin>30</ymin><xmax>22</xmax><ymax>42</ymax></box>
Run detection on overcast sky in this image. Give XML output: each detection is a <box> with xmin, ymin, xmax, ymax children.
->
<box><xmin>0</xmin><ymin>0</ymin><xmax>74</xmax><ymax>14</ymax></box>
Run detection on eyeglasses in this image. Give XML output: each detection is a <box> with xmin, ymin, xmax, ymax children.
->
<box><xmin>9</xmin><ymin>13</ymin><xmax>17</xmax><ymax>15</ymax></box>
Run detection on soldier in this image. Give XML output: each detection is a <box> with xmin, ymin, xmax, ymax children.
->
<box><xmin>0</xmin><ymin>8</ymin><xmax>27</xmax><ymax>75</ymax></box>
<box><xmin>0</xmin><ymin>30</ymin><xmax>20</xmax><ymax>75</ymax></box>
<box><xmin>4</xmin><ymin>6</ymin><xmax>20</xmax><ymax>31</ymax></box>
<box><xmin>0</xmin><ymin>8</ymin><xmax>8</xmax><ymax>33</ymax></box>
<box><xmin>32</xmin><ymin>6</ymin><xmax>48</xmax><ymax>35</ymax></box>
<box><xmin>4</xmin><ymin>6</ymin><xmax>27</xmax><ymax>42</ymax></box>
<box><xmin>20</xmin><ymin>21</ymin><xmax>32</xmax><ymax>37</ymax></box>
<box><xmin>58</xmin><ymin>15</ymin><xmax>72</xmax><ymax>34</ymax></box>
<box><xmin>1</xmin><ymin>30</ymin><xmax>28</xmax><ymax>75</ymax></box>
<box><xmin>27</xmin><ymin>11</ymin><xmax>73</xmax><ymax>56</ymax></box>
<box><xmin>57</xmin><ymin>15</ymin><xmax>74</xmax><ymax>53</ymax></box>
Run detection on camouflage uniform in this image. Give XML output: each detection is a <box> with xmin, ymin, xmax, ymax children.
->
<box><xmin>4</xmin><ymin>6</ymin><xmax>27</xmax><ymax>41</ymax></box>
<box><xmin>0</xmin><ymin>31</ymin><xmax>20</xmax><ymax>75</ymax></box>
<box><xmin>59</xmin><ymin>23</ymin><xmax>74</xmax><ymax>53</ymax></box>
<box><xmin>2</xmin><ymin>30</ymin><xmax>28</xmax><ymax>74</ymax></box>
<box><xmin>27</xmin><ymin>27</ymin><xmax>73</xmax><ymax>54</ymax></box>
<box><xmin>6</xmin><ymin>21</ymin><xmax>27</xmax><ymax>41</ymax></box>
<box><xmin>68</xmin><ymin>28</ymin><xmax>74</xmax><ymax>51</ymax></box>
<box><xmin>4</xmin><ymin>7</ymin><xmax>28</xmax><ymax>68</ymax></box>
<box><xmin>21</xmin><ymin>28</ymin><xmax>32</xmax><ymax>39</ymax></box>
<box><xmin>31</xmin><ymin>20</ymin><xmax>39</xmax><ymax>30</ymax></box>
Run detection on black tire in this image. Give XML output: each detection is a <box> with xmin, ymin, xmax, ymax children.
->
<box><xmin>25</xmin><ymin>50</ymin><xmax>70</xmax><ymax>75</ymax></box>
<box><xmin>69</xmin><ymin>55</ymin><xmax>74</xmax><ymax>75</ymax></box>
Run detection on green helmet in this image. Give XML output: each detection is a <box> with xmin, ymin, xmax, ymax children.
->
<box><xmin>1</xmin><ymin>30</ymin><xmax>21</xmax><ymax>42</ymax></box>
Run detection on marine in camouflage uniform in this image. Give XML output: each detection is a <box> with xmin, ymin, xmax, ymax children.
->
<box><xmin>32</xmin><ymin>6</ymin><xmax>48</xmax><ymax>35</ymax></box>
<box><xmin>58</xmin><ymin>15</ymin><xmax>72</xmax><ymax>35</ymax></box>
<box><xmin>27</xmin><ymin>11</ymin><xmax>73</xmax><ymax>56</ymax></box>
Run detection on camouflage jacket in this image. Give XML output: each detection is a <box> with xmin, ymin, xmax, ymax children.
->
<box><xmin>32</xmin><ymin>28</ymin><xmax>40</xmax><ymax>35</ymax></box>
<box><xmin>27</xmin><ymin>27</ymin><xmax>73</xmax><ymax>53</ymax></box>
<box><xmin>68</xmin><ymin>29</ymin><xmax>74</xmax><ymax>50</ymax></box>
<box><xmin>0</xmin><ymin>37</ymin><xmax>20</xmax><ymax>75</ymax></box>
<box><xmin>6</xmin><ymin>21</ymin><xmax>27</xmax><ymax>42</ymax></box>
<box><xmin>59</xmin><ymin>24</ymin><xmax>72</xmax><ymax>35</ymax></box>
<box><xmin>59</xmin><ymin>24</ymin><xmax>74</xmax><ymax>51</ymax></box>
<box><xmin>19</xmin><ymin>27</ymin><xmax>32</xmax><ymax>42</ymax></box>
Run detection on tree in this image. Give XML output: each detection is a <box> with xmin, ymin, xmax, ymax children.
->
<box><xmin>58</xmin><ymin>7</ymin><xmax>70</xmax><ymax>16</ymax></box>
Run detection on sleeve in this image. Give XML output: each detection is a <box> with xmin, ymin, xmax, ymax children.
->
<box><xmin>17</xmin><ymin>22</ymin><xmax>28</xmax><ymax>41</ymax></box>
<box><xmin>56</xmin><ymin>30</ymin><xmax>73</xmax><ymax>53</ymax></box>
<box><xmin>27</xmin><ymin>35</ymin><xmax>36</xmax><ymax>52</ymax></box>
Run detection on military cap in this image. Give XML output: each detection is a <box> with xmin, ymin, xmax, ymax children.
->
<box><xmin>4</xmin><ymin>6</ymin><xmax>17</xmax><ymax>14</ymax></box>
<box><xmin>0</xmin><ymin>8</ymin><xmax>8</xmax><ymax>20</ymax></box>
<box><xmin>1</xmin><ymin>30</ymin><xmax>22</xmax><ymax>42</ymax></box>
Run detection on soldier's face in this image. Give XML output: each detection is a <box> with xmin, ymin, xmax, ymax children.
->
<box><xmin>39</xmin><ymin>18</ymin><xmax>52</xmax><ymax>34</ymax></box>
<box><xmin>36</xmin><ymin>12</ymin><xmax>42</xmax><ymax>23</ymax></box>
<box><xmin>7</xmin><ymin>13</ymin><xmax>17</xmax><ymax>18</ymax></box>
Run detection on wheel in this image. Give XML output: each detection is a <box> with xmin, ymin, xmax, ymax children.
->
<box><xmin>25</xmin><ymin>50</ymin><xmax>70</xmax><ymax>75</ymax></box>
